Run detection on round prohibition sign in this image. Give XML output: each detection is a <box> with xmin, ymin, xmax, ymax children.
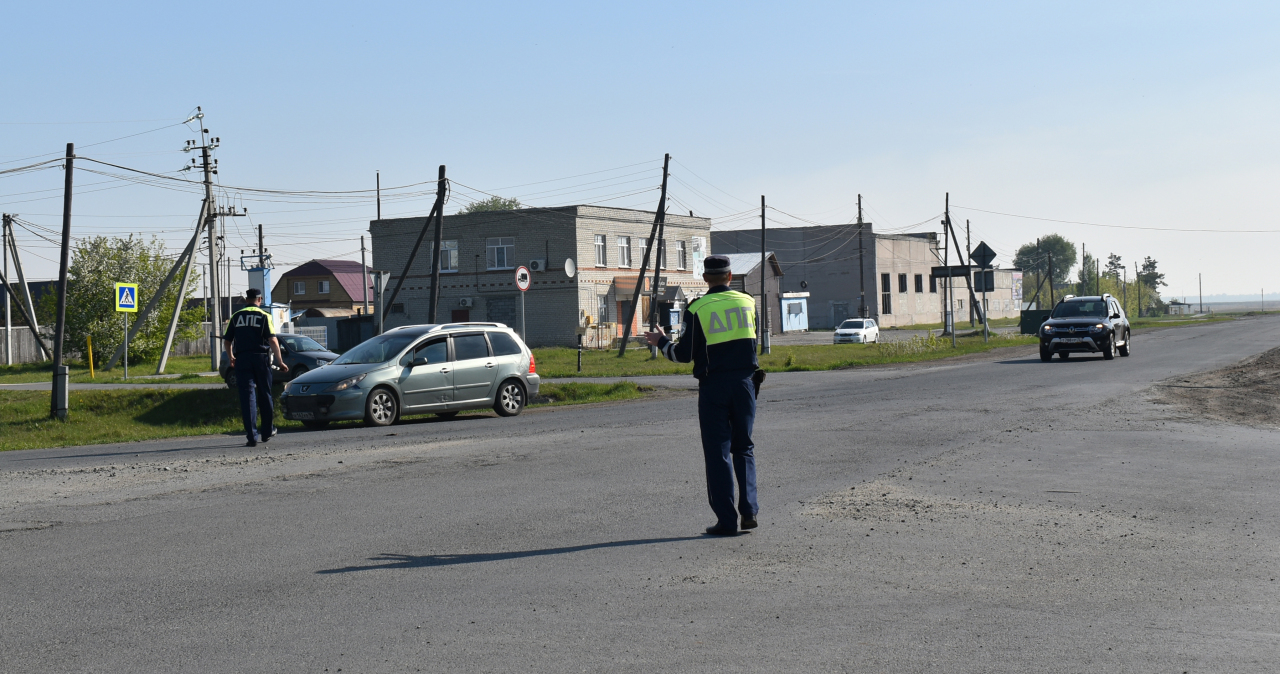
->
<box><xmin>515</xmin><ymin>266</ymin><xmax>531</xmax><ymax>292</ymax></box>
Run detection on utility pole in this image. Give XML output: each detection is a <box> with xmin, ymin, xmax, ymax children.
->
<box><xmin>383</xmin><ymin>165</ymin><xmax>447</xmax><ymax>326</ymax></box>
<box><xmin>1</xmin><ymin>216</ymin><xmax>8</xmax><ymax>366</ymax></box>
<box><xmin>942</xmin><ymin>216</ymin><xmax>951</xmax><ymax>342</ymax></box>
<box><xmin>427</xmin><ymin>165</ymin><xmax>447</xmax><ymax>323</ymax></box>
<box><xmin>759</xmin><ymin>195</ymin><xmax>770</xmax><ymax>354</ymax></box>
<box><xmin>1198</xmin><ymin>273</ymin><xmax>1203</xmax><ymax>314</ymax></box>
<box><xmin>944</xmin><ymin>200</ymin><xmax>954</xmax><ymax>347</ymax></box>
<box><xmin>857</xmin><ymin>194</ymin><xmax>866</xmax><ymax>319</ymax></box>
<box><xmin>0</xmin><ymin>216</ymin><xmax>49</xmax><ymax>360</ymax></box>
<box><xmin>1134</xmin><ymin>261</ymin><xmax>1140</xmax><ymax>317</ymax></box>
<box><xmin>361</xmin><ymin>235</ymin><xmax>370</xmax><ymax>316</ymax></box>
<box><xmin>941</xmin><ymin>194</ymin><xmax>984</xmax><ymax>342</ymax></box>
<box><xmin>617</xmin><ymin>154</ymin><xmax>670</xmax><ymax>356</ymax></box>
<box><xmin>645</xmin><ymin>186</ymin><xmax>670</xmax><ymax>358</ymax></box>
<box><xmin>1048</xmin><ymin>250</ymin><xmax>1055</xmax><ymax>307</ymax></box>
<box><xmin>199</xmin><ymin>122</ymin><xmax>221</xmax><ymax>371</ymax></box>
<box><xmin>1122</xmin><ymin>267</ymin><xmax>1127</xmax><ymax>313</ymax></box>
<box><xmin>966</xmin><ymin>219</ymin><xmax>973</xmax><ymax>326</ymax></box>
<box><xmin>376</xmin><ymin>171</ymin><xmax>382</xmax><ymax>221</ymax></box>
<box><xmin>51</xmin><ymin>143</ymin><xmax>74</xmax><ymax>420</ymax></box>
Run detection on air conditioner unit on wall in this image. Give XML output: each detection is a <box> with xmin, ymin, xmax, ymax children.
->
<box><xmin>528</xmin><ymin>259</ymin><xmax>547</xmax><ymax>272</ymax></box>
<box><xmin>458</xmin><ymin>298</ymin><xmax>474</xmax><ymax>307</ymax></box>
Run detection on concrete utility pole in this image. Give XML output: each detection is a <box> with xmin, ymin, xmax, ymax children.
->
<box><xmin>966</xmin><ymin>219</ymin><xmax>973</xmax><ymax>326</ymax></box>
<box><xmin>644</xmin><ymin>179</ymin><xmax>671</xmax><ymax>358</ymax></box>
<box><xmin>0</xmin><ymin>216</ymin><xmax>49</xmax><ymax>360</ymax></box>
<box><xmin>1199</xmin><ymin>273</ymin><xmax>1203</xmax><ymax>314</ymax></box>
<box><xmin>428</xmin><ymin>165</ymin><xmax>447</xmax><ymax>323</ymax></box>
<box><xmin>51</xmin><ymin>143</ymin><xmax>75</xmax><ymax>420</ymax></box>
<box><xmin>2</xmin><ymin>216</ymin><xmax>8</xmax><ymax>365</ymax></box>
<box><xmin>200</xmin><ymin>126</ymin><xmax>221</xmax><ymax>370</ymax></box>
<box><xmin>383</xmin><ymin>165</ymin><xmax>447</xmax><ymax>328</ymax></box>
<box><xmin>617</xmin><ymin>153</ymin><xmax>669</xmax><ymax>356</ymax></box>
<box><xmin>361</xmin><ymin>235</ymin><xmax>370</xmax><ymax>316</ymax></box>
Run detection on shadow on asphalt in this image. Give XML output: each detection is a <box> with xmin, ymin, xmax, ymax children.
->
<box><xmin>316</xmin><ymin>536</ymin><xmax>703</xmax><ymax>573</ymax></box>
<box><xmin>995</xmin><ymin>356</ymin><xmax>1106</xmax><ymax>365</ymax></box>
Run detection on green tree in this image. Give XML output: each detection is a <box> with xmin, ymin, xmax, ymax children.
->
<box><xmin>1076</xmin><ymin>251</ymin><xmax>1098</xmax><ymax>295</ymax></box>
<box><xmin>460</xmin><ymin>195</ymin><xmax>521</xmax><ymax>214</ymax></box>
<box><xmin>1104</xmin><ymin>253</ymin><xmax>1124</xmax><ymax>280</ymax></box>
<box><xmin>1012</xmin><ymin>234</ymin><xmax>1076</xmax><ymax>285</ymax></box>
<box><xmin>1133</xmin><ymin>256</ymin><xmax>1166</xmax><ymax>317</ymax></box>
<box><xmin>37</xmin><ymin>236</ymin><xmax>204</xmax><ymax>365</ymax></box>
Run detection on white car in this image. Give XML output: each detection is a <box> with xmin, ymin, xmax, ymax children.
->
<box><xmin>833</xmin><ymin>318</ymin><xmax>878</xmax><ymax>344</ymax></box>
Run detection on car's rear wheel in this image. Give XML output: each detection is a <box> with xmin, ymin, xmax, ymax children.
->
<box><xmin>301</xmin><ymin>420</ymin><xmax>329</xmax><ymax>430</ymax></box>
<box><xmin>1103</xmin><ymin>335</ymin><xmax>1116</xmax><ymax>360</ymax></box>
<box><xmin>1058</xmin><ymin>352</ymin><xmax>1070</xmax><ymax>359</ymax></box>
<box><xmin>493</xmin><ymin>379</ymin><xmax>525</xmax><ymax>417</ymax></box>
<box><xmin>1118</xmin><ymin>331</ymin><xmax>1131</xmax><ymax>357</ymax></box>
<box><xmin>364</xmin><ymin>388</ymin><xmax>398</xmax><ymax>427</ymax></box>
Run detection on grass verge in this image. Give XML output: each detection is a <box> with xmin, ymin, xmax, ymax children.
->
<box><xmin>0</xmin><ymin>381</ymin><xmax>657</xmax><ymax>452</ymax></box>
<box><xmin>0</xmin><ymin>355</ymin><xmax>216</xmax><ymax>385</ymax></box>
<box><xmin>534</xmin><ymin>334</ymin><xmax>1037</xmax><ymax>378</ymax></box>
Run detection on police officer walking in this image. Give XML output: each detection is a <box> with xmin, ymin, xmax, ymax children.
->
<box><xmin>222</xmin><ymin>288</ymin><xmax>288</xmax><ymax>447</ymax></box>
<box><xmin>645</xmin><ymin>255</ymin><xmax>763</xmax><ymax>536</ymax></box>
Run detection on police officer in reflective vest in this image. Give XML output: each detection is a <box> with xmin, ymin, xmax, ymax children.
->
<box><xmin>645</xmin><ymin>255</ymin><xmax>762</xmax><ymax>536</ymax></box>
<box><xmin>222</xmin><ymin>288</ymin><xmax>288</xmax><ymax>447</ymax></box>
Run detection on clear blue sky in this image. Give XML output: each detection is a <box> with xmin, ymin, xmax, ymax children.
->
<box><xmin>3</xmin><ymin>1</ymin><xmax>1278</xmax><ymax>301</ymax></box>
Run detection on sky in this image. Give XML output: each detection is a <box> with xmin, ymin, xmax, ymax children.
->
<box><xmin>3</xmin><ymin>1</ymin><xmax>1278</xmax><ymax>302</ymax></box>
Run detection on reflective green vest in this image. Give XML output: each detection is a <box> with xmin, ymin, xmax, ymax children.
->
<box><xmin>692</xmin><ymin>290</ymin><xmax>757</xmax><ymax>345</ymax></box>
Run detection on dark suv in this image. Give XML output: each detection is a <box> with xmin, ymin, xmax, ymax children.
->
<box><xmin>1038</xmin><ymin>294</ymin><xmax>1131</xmax><ymax>361</ymax></box>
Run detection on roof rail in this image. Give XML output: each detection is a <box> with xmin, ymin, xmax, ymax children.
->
<box><xmin>428</xmin><ymin>322</ymin><xmax>509</xmax><ymax>332</ymax></box>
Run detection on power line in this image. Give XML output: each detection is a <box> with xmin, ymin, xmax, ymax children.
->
<box><xmin>954</xmin><ymin>204</ymin><xmax>1280</xmax><ymax>234</ymax></box>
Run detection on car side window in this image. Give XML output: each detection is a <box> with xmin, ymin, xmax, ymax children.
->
<box><xmin>452</xmin><ymin>334</ymin><xmax>491</xmax><ymax>361</ymax></box>
<box><xmin>416</xmin><ymin>339</ymin><xmax>448</xmax><ymax>364</ymax></box>
<box><xmin>487</xmin><ymin>331</ymin><xmax>523</xmax><ymax>357</ymax></box>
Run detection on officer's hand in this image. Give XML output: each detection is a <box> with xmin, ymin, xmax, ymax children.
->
<box><xmin>273</xmin><ymin>361</ymin><xmax>289</xmax><ymax>373</ymax></box>
<box><xmin>642</xmin><ymin>326</ymin><xmax>666</xmax><ymax>346</ymax></box>
<box><xmin>227</xmin><ymin>356</ymin><xmax>235</xmax><ymax>368</ymax></box>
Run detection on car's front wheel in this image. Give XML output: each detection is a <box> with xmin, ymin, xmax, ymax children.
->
<box><xmin>493</xmin><ymin>379</ymin><xmax>525</xmax><ymax>417</ymax></box>
<box><xmin>1058</xmin><ymin>352</ymin><xmax>1070</xmax><ymax>359</ymax></box>
<box><xmin>1103</xmin><ymin>335</ymin><xmax>1116</xmax><ymax>360</ymax></box>
<box><xmin>364</xmin><ymin>388</ymin><xmax>398</xmax><ymax>427</ymax></box>
<box><xmin>289</xmin><ymin>365</ymin><xmax>308</xmax><ymax>381</ymax></box>
<box><xmin>1118</xmin><ymin>331</ymin><xmax>1131</xmax><ymax>357</ymax></box>
<box><xmin>1040</xmin><ymin>345</ymin><xmax>1053</xmax><ymax>362</ymax></box>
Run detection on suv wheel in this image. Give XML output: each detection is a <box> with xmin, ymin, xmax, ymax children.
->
<box><xmin>1039</xmin><ymin>345</ymin><xmax>1052</xmax><ymax>362</ymax></box>
<box><xmin>1058</xmin><ymin>352</ymin><xmax>1070</xmax><ymax>360</ymax></box>
<box><xmin>1103</xmin><ymin>335</ymin><xmax>1116</xmax><ymax>360</ymax></box>
<box><xmin>1118</xmin><ymin>331</ymin><xmax>1131</xmax><ymax>357</ymax></box>
<box><xmin>493</xmin><ymin>379</ymin><xmax>525</xmax><ymax>417</ymax></box>
<box><xmin>364</xmin><ymin>388</ymin><xmax>398</xmax><ymax>427</ymax></box>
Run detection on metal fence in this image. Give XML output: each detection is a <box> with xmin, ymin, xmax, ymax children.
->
<box><xmin>288</xmin><ymin>325</ymin><xmax>328</xmax><ymax>348</ymax></box>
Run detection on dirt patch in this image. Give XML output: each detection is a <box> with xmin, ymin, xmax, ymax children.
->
<box><xmin>1153</xmin><ymin>345</ymin><xmax>1280</xmax><ymax>427</ymax></box>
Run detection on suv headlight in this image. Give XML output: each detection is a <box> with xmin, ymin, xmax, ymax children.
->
<box><xmin>1042</xmin><ymin>326</ymin><xmax>1055</xmax><ymax>334</ymax></box>
<box><xmin>324</xmin><ymin>373</ymin><xmax>367</xmax><ymax>392</ymax></box>
<box><xmin>1091</xmin><ymin>324</ymin><xmax>1105</xmax><ymax>331</ymax></box>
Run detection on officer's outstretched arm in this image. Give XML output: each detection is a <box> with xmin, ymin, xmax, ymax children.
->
<box><xmin>659</xmin><ymin>309</ymin><xmax>698</xmax><ymax>363</ymax></box>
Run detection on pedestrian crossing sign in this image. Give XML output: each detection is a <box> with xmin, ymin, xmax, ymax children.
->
<box><xmin>114</xmin><ymin>283</ymin><xmax>139</xmax><ymax>313</ymax></box>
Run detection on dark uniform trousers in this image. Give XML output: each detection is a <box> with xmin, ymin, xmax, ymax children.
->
<box><xmin>235</xmin><ymin>353</ymin><xmax>274</xmax><ymax>442</ymax></box>
<box><xmin>698</xmin><ymin>371</ymin><xmax>759</xmax><ymax>526</ymax></box>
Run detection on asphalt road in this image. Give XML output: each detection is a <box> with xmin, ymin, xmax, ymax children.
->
<box><xmin>3</xmin><ymin>316</ymin><xmax>1279</xmax><ymax>672</ymax></box>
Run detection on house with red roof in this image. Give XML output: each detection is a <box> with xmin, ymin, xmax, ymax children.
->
<box><xmin>272</xmin><ymin>259</ymin><xmax>372</xmax><ymax>315</ymax></box>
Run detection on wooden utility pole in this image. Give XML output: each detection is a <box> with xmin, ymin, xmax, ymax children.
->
<box><xmin>966</xmin><ymin>219</ymin><xmax>973</xmax><ymax>326</ymax></box>
<box><xmin>427</xmin><ymin>165</ymin><xmax>447</xmax><ymax>323</ymax></box>
<box><xmin>51</xmin><ymin>143</ymin><xmax>74</xmax><ymax>419</ymax></box>
<box><xmin>376</xmin><ymin>171</ymin><xmax>381</xmax><ymax>221</ymax></box>
<box><xmin>383</xmin><ymin>165</ymin><xmax>446</xmax><ymax>326</ymax></box>
<box><xmin>617</xmin><ymin>154</ymin><xmax>669</xmax><ymax>356</ymax></box>
<box><xmin>644</xmin><ymin>177</ymin><xmax>670</xmax><ymax>358</ymax></box>
<box><xmin>759</xmin><ymin>195</ymin><xmax>770</xmax><ymax>354</ymax></box>
<box><xmin>361</xmin><ymin>235</ymin><xmax>370</xmax><ymax>316</ymax></box>
<box><xmin>857</xmin><ymin>194</ymin><xmax>865</xmax><ymax>318</ymax></box>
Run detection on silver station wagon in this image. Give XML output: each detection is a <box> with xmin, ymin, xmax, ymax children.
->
<box><xmin>281</xmin><ymin>322</ymin><xmax>540</xmax><ymax>428</ymax></box>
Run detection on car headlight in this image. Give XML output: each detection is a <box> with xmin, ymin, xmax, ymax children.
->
<box><xmin>314</xmin><ymin>359</ymin><xmax>330</xmax><ymax>366</ymax></box>
<box><xmin>1042</xmin><ymin>326</ymin><xmax>1055</xmax><ymax>334</ymax></box>
<box><xmin>324</xmin><ymin>373</ymin><xmax>367</xmax><ymax>392</ymax></box>
<box><xmin>1091</xmin><ymin>324</ymin><xmax>1105</xmax><ymax>331</ymax></box>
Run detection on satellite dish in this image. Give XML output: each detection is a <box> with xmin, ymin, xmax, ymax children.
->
<box><xmin>564</xmin><ymin>258</ymin><xmax>577</xmax><ymax>277</ymax></box>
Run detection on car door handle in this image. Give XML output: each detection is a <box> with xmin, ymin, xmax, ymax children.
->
<box><xmin>440</xmin><ymin>368</ymin><xmax>450</xmax><ymax>374</ymax></box>
<box><xmin>485</xmin><ymin>362</ymin><xmax>495</xmax><ymax>368</ymax></box>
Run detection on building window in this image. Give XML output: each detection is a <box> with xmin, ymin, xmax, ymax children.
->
<box><xmin>657</xmin><ymin>241</ymin><xmax>667</xmax><ymax>269</ymax></box>
<box><xmin>293</xmin><ymin>281</ymin><xmax>306</xmax><ymax>295</ymax></box>
<box><xmin>636</xmin><ymin>238</ymin><xmax>647</xmax><ymax>268</ymax></box>
<box><xmin>486</xmin><ymin>237</ymin><xmax>514</xmax><ymax>270</ymax></box>
<box><xmin>882</xmin><ymin>291</ymin><xmax>892</xmax><ymax>315</ymax></box>
<box><xmin>390</xmin><ymin>303</ymin><xmax>405</xmax><ymax>314</ymax></box>
<box><xmin>676</xmin><ymin>241</ymin><xmax>687</xmax><ymax>270</ymax></box>
<box><xmin>594</xmin><ymin>235</ymin><xmax>607</xmax><ymax>267</ymax></box>
<box><xmin>597</xmin><ymin>295</ymin><xmax>608</xmax><ymax>323</ymax></box>
<box><xmin>957</xmin><ymin>299</ymin><xmax>964</xmax><ymax>312</ymax></box>
<box><xmin>929</xmin><ymin>276</ymin><xmax>937</xmax><ymax>293</ymax></box>
<box><xmin>439</xmin><ymin>240</ymin><xmax>459</xmax><ymax>272</ymax></box>
<box><xmin>914</xmin><ymin>274</ymin><xmax>924</xmax><ymax>293</ymax></box>
<box><xmin>618</xmin><ymin>236</ymin><xmax>632</xmax><ymax>267</ymax></box>
<box><xmin>880</xmin><ymin>273</ymin><xmax>890</xmax><ymax>294</ymax></box>
<box><xmin>318</xmin><ymin>280</ymin><xmax>330</xmax><ymax>294</ymax></box>
<box><xmin>898</xmin><ymin>274</ymin><xmax>907</xmax><ymax>293</ymax></box>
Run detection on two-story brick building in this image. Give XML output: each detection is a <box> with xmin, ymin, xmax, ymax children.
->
<box><xmin>272</xmin><ymin>259</ymin><xmax>371</xmax><ymax>313</ymax></box>
<box><xmin>370</xmin><ymin>206</ymin><xmax>712</xmax><ymax>347</ymax></box>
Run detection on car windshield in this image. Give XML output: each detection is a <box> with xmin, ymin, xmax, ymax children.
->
<box><xmin>279</xmin><ymin>335</ymin><xmax>325</xmax><ymax>352</ymax></box>
<box><xmin>332</xmin><ymin>333</ymin><xmax>419</xmax><ymax>365</ymax></box>
<box><xmin>1052</xmin><ymin>301</ymin><xmax>1108</xmax><ymax>319</ymax></box>
<box><xmin>839</xmin><ymin>320</ymin><xmax>866</xmax><ymax>330</ymax></box>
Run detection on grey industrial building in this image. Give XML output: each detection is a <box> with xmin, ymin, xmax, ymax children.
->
<box><xmin>713</xmin><ymin>224</ymin><xmax>1023</xmax><ymax>329</ymax></box>
<box><xmin>371</xmin><ymin>206</ymin><xmax>712</xmax><ymax>347</ymax></box>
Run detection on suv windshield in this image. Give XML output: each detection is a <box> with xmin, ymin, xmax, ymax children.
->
<box><xmin>332</xmin><ymin>333</ymin><xmax>419</xmax><ymax>365</ymax></box>
<box><xmin>839</xmin><ymin>320</ymin><xmax>866</xmax><ymax>330</ymax></box>
<box><xmin>1052</xmin><ymin>301</ymin><xmax>1108</xmax><ymax>319</ymax></box>
<box><xmin>279</xmin><ymin>335</ymin><xmax>326</xmax><ymax>352</ymax></box>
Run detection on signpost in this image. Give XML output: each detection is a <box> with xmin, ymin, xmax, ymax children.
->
<box><xmin>515</xmin><ymin>266</ymin><xmax>531</xmax><ymax>342</ymax></box>
<box><xmin>115</xmin><ymin>282</ymin><xmax>138</xmax><ymax>379</ymax></box>
<box><xmin>969</xmin><ymin>241</ymin><xmax>996</xmax><ymax>342</ymax></box>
